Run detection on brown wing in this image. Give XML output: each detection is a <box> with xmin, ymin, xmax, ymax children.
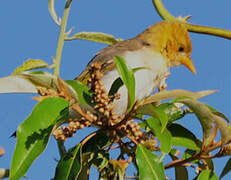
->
<box><xmin>76</xmin><ymin>38</ymin><xmax>144</xmax><ymax>85</ymax></box>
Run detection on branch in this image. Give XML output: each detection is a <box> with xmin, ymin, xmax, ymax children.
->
<box><xmin>165</xmin><ymin>153</ymin><xmax>200</xmax><ymax>169</ymax></box>
<box><xmin>165</xmin><ymin>141</ymin><xmax>223</xmax><ymax>169</ymax></box>
<box><xmin>53</xmin><ymin>0</ymin><xmax>73</xmax><ymax>76</ymax></box>
<box><xmin>152</xmin><ymin>0</ymin><xmax>231</xmax><ymax>40</ymax></box>
<box><xmin>152</xmin><ymin>0</ymin><xmax>175</xmax><ymax>21</ymax></box>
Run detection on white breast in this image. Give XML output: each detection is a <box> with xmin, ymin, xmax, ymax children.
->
<box><xmin>102</xmin><ymin>48</ymin><xmax>169</xmax><ymax>116</ymax></box>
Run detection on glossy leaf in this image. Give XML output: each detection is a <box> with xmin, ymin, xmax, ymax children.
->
<box><xmin>182</xmin><ymin>149</ymin><xmax>199</xmax><ymax>164</ymax></box>
<box><xmin>109</xmin><ymin>66</ymin><xmax>148</xmax><ymax>96</ymax></box>
<box><xmin>168</xmin><ymin>123</ymin><xmax>201</xmax><ymax>151</ymax></box>
<box><xmin>11</xmin><ymin>59</ymin><xmax>48</xmax><ymax>75</ymax></box>
<box><xmin>204</xmin><ymin>159</ymin><xmax>214</xmax><ymax>171</ymax></box>
<box><xmin>136</xmin><ymin>144</ymin><xmax>165</xmax><ymax>180</ymax></box>
<box><xmin>20</xmin><ymin>73</ymin><xmax>59</xmax><ymax>89</ymax></box>
<box><xmin>220</xmin><ymin>158</ymin><xmax>231</xmax><ymax>179</ymax></box>
<box><xmin>137</xmin><ymin>104</ymin><xmax>168</xmax><ymax>133</ymax></box>
<box><xmin>175</xmin><ymin>166</ymin><xmax>188</xmax><ymax>180</ymax></box>
<box><xmin>206</xmin><ymin>104</ymin><xmax>230</xmax><ymax>123</ymax></box>
<box><xmin>10</xmin><ymin>98</ymin><xmax>69</xmax><ymax>180</ymax></box>
<box><xmin>170</xmin><ymin>152</ymin><xmax>188</xmax><ymax>180</ymax></box>
<box><xmin>65</xmin><ymin>80</ymin><xmax>92</xmax><ymax>105</ymax></box>
<box><xmin>115</xmin><ymin>56</ymin><xmax>135</xmax><ymax>112</ymax></box>
<box><xmin>146</xmin><ymin>117</ymin><xmax>172</xmax><ymax>153</ymax></box>
<box><xmin>158</xmin><ymin>103</ymin><xmax>184</xmax><ymax>122</ymax></box>
<box><xmin>0</xmin><ymin>73</ymin><xmax>58</xmax><ymax>94</ymax></box>
<box><xmin>0</xmin><ymin>76</ymin><xmax>38</xmax><ymax>93</ymax></box>
<box><xmin>109</xmin><ymin>77</ymin><xmax>123</xmax><ymax>96</ymax></box>
<box><xmin>54</xmin><ymin>132</ymin><xmax>110</xmax><ymax>180</ymax></box>
<box><xmin>0</xmin><ymin>74</ymin><xmax>81</xmax><ymax>105</ymax></box>
<box><xmin>141</xmin><ymin>89</ymin><xmax>217</xmax><ymax>106</ymax></box>
<box><xmin>197</xmin><ymin>170</ymin><xmax>218</xmax><ymax>180</ymax></box>
<box><xmin>78</xmin><ymin>132</ymin><xmax>110</xmax><ymax>179</ymax></box>
<box><xmin>178</xmin><ymin>99</ymin><xmax>231</xmax><ymax>145</ymax></box>
<box><xmin>65</xmin><ymin>32</ymin><xmax>123</xmax><ymax>45</ymax></box>
<box><xmin>54</xmin><ymin>144</ymin><xmax>82</xmax><ymax>180</ymax></box>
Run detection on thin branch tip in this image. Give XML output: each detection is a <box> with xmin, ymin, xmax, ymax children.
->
<box><xmin>152</xmin><ymin>0</ymin><xmax>231</xmax><ymax>40</ymax></box>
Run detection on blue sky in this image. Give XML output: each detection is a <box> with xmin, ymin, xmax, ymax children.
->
<box><xmin>1</xmin><ymin>0</ymin><xmax>231</xmax><ymax>179</ymax></box>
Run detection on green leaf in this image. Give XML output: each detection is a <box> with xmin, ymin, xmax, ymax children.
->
<box><xmin>158</xmin><ymin>103</ymin><xmax>185</xmax><ymax>122</ymax></box>
<box><xmin>78</xmin><ymin>132</ymin><xmax>110</xmax><ymax>179</ymax></box>
<box><xmin>115</xmin><ymin>56</ymin><xmax>135</xmax><ymax>112</ymax></box>
<box><xmin>206</xmin><ymin>104</ymin><xmax>230</xmax><ymax>123</ymax></box>
<box><xmin>54</xmin><ymin>132</ymin><xmax>110</xmax><ymax>180</ymax></box>
<box><xmin>10</xmin><ymin>97</ymin><xmax>69</xmax><ymax>180</ymax></box>
<box><xmin>109</xmin><ymin>77</ymin><xmax>123</xmax><ymax>96</ymax></box>
<box><xmin>132</xmin><ymin>66</ymin><xmax>150</xmax><ymax>73</ymax></box>
<box><xmin>65</xmin><ymin>80</ymin><xmax>92</xmax><ymax>105</ymax></box>
<box><xmin>136</xmin><ymin>144</ymin><xmax>165</xmax><ymax>180</ymax></box>
<box><xmin>54</xmin><ymin>144</ymin><xmax>82</xmax><ymax>180</ymax></box>
<box><xmin>204</xmin><ymin>159</ymin><xmax>214</xmax><ymax>170</ymax></box>
<box><xmin>220</xmin><ymin>158</ymin><xmax>231</xmax><ymax>179</ymax></box>
<box><xmin>146</xmin><ymin>117</ymin><xmax>172</xmax><ymax>153</ymax></box>
<box><xmin>11</xmin><ymin>59</ymin><xmax>48</xmax><ymax>75</ymax></box>
<box><xmin>175</xmin><ymin>165</ymin><xmax>188</xmax><ymax>180</ymax></box>
<box><xmin>109</xmin><ymin>66</ymin><xmax>149</xmax><ymax>96</ymax></box>
<box><xmin>65</xmin><ymin>32</ymin><xmax>123</xmax><ymax>45</ymax></box>
<box><xmin>0</xmin><ymin>73</ymin><xmax>59</xmax><ymax>94</ymax></box>
<box><xmin>141</xmin><ymin>90</ymin><xmax>217</xmax><ymax>106</ymax></box>
<box><xmin>28</xmin><ymin>71</ymin><xmax>52</xmax><ymax>75</ymax></box>
<box><xmin>177</xmin><ymin>99</ymin><xmax>231</xmax><ymax>145</ymax></box>
<box><xmin>137</xmin><ymin>104</ymin><xmax>168</xmax><ymax>133</ymax></box>
<box><xmin>197</xmin><ymin>170</ymin><xmax>218</xmax><ymax>180</ymax></box>
<box><xmin>0</xmin><ymin>74</ymin><xmax>84</xmax><ymax>105</ymax></box>
<box><xmin>168</xmin><ymin>123</ymin><xmax>201</xmax><ymax>151</ymax></box>
<box><xmin>169</xmin><ymin>152</ymin><xmax>188</xmax><ymax>180</ymax></box>
<box><xmin>182</xmin><ymin>149</ymin><xmax>199</xmax><ymax>164</ymax></box>
<box><xmin>0</xmin><ymin>76</ymin><xmax>38</xmax><ymax>93</ymax></box>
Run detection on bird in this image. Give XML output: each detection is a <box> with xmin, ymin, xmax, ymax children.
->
<box><xmin>76</xmin><ymin>20</ymin><xmax>196</xmax><ymax>116</ymax></box>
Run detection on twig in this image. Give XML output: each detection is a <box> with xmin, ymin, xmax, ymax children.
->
<box><xmin>80</xmin><ymin>130</ymin><xmax>100</xmax><ymax>146</ymax></box>
<box><xmin>127</xmin><ymin>134</ymin><xmax>139</xmax><ymax>145</ymax></box>
<box><xmin>206</xmin><ymin>141</ymin><xmax>222</xmax><ymax>152</ymax></box>
<box><xmin>125</xmin><ymin>176</ymin><xmax>137</xmax><ymax>179</ymax></box>
<box><xmin>165</xmin><ymin>153</ymin><xmax>200</xmax><ymax>169</ymax></box>
<box><xmin>108</xmin><ymin>145</ymin><xmax>120</xmax><ymax>150</ymax></box>
<box><xmin>202</xmin><ymin>125</ymin><xmax>218</xmax><ymax>149</ymax></box>
<box><xmin>165</xmin><ymin>140</ymin><xmax>223</xmax><ymax>169</ymax></box>
<box><xmin>152</xmin><ymin>0</ymin><xmax>231</xmax><ymax>40</ymax></box>
<box><xmin>54</xmin><ymin>0</ymin><xmax>73</xmax><ymax>76</ymax></box>
<box><xmin>152</xmin><ymin>0</ymin><xmax>175</xmax><ymax>21</ymax></box>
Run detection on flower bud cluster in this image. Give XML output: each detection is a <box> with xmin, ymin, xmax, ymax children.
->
<box><xmin>88</xmin><ymin>63</ymin><xmax>123</xmax><ymax>126</ymax></box>
<box><xmin>53</xmin><ymin>63</ymin><xmax>148</xmax><ymax>143</ymax></box>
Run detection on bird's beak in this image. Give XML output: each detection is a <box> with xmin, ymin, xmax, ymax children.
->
<box><xmin>181</xmin><ymin>56</ymin><xmax>196</xmax><ymax>75</ymax></box>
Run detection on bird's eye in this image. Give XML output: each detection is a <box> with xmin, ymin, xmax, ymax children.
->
<box><xmin>178</xmin><ymin>46</ymin><xmax>184</xmax><ymax>52</ymax></box>
<box><xmin>142</xmin><ymin>41</ymin><xmax>151</xmax><ymax>46</ymax></box>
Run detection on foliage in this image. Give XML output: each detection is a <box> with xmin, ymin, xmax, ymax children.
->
<box><xmin>1</xmin><ymin>0</ymin><xmax>231</xmax><ymax>180</ymax></box>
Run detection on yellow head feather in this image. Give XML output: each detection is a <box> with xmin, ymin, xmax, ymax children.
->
<box><xmin>137</xmin><ymin>21</ymin><xmax>196</xmax><ymax>74</ymax></box>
